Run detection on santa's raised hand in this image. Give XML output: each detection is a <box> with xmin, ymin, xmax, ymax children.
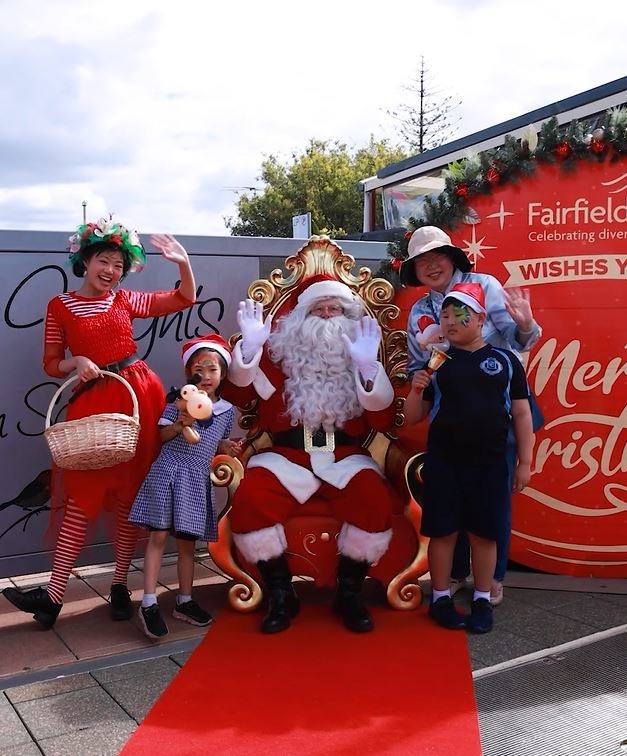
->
<box><xmin>237</xmin><ymin>299</ymin><xmax>273</xmax><ymax>361</ymax></box>
<box><xmin>342</xmin><ymin>316</ymin><xmax>381</xmax><ymax>384</ymax></box>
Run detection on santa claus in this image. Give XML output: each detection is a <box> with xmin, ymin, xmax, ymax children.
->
<box><xmin>223</xmin><ymin>275</ymin><xmax>397</xmax><ymax>634</ymax></box>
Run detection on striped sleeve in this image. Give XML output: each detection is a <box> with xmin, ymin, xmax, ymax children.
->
<box><xmin>43</xmin><ymin>300</ymin><xmax>66</xmax><ymax>377</ymax></box>
<box><xmin>124</xmin><ymin>289</ymin><xmax>193</xmax><ymax>319</ymax></box>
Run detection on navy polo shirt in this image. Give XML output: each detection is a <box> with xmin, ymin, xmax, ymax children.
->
<box><xmin>423</xmin><ymin>344</ymin><xmax>529</xmax><ymax>466</ymax></box>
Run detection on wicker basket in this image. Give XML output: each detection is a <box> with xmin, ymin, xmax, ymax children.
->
<box><xmin>44</xmin><ymin>371</ymin><xmax>140</xmax><ymax>471</ymax></box>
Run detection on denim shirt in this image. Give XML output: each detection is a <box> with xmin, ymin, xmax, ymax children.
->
<box><xmin>406</xmin><ymin>269</ymin><xmax>542</xmax><ymax>377</ymax></box>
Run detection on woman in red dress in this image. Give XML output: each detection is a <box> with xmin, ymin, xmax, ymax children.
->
<box><xmin>2</xmin><ymin>218</ymin><xmax>196</xmax><ymax>629</ymax></box>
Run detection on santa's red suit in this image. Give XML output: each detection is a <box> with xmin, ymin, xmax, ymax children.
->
<box><xmin>222</xmin><ymin>278</ymin><xmax>396</xmax><ymax>569</ymax></box>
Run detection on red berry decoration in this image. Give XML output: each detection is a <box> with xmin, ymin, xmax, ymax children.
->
<box><xmin>486</xmin><ymin>167</ymin><xmax>500</xmax><ymax>185</ymax></box>
<box><xmin>404</xmin><ymin>231</ymin><xmax>413</xmax><ymax>240</ymax></box>
<box><xmin>554</xmin><ymin>141</ymin><xmax>572</xmax><ymax>160</ymax></box>
<box><xmin>589</xmin><ymin>138</ymin><xmax>606</xmax><ymax>155</ymax></box>
<box><xmin>391</xmin><ymin>257</ymin><xmax>402</xmax><ymax>271</ymax></box>
<box><xmin>455</xmin><ymin>183</ymin><xmax>469</xmax><ymax>198</ymax></box>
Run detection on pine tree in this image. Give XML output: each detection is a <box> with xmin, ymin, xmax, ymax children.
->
<box><xmin>386</xmin><ymin>57</ymin><xmax>462</xmax><ymax>153</ymax></box>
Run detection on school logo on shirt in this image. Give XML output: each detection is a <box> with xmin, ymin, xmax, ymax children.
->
<box><xmin>480</xmin><ymin>357</ymin><xmax>503</xmax><ymax>376</ymax></box>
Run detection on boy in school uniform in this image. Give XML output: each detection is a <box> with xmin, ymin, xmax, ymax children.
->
<box><xmin>404</xmin><ymin>282</ymin><xmax>534</xmax><ymax>633</ymax></box>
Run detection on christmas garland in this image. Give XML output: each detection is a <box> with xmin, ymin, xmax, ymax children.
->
<box><xmin>375</xmin><ymin>107</ymin><xmax>627</xmax><ymax>289</ymax></box>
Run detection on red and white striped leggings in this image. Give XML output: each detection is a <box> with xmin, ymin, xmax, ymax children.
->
<box><xmin>47</xmin><ymin>502</ymin><xmax>138</xmax><ymax>605</ymax></box>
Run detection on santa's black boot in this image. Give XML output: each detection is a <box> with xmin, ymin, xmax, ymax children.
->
<box><xmin>256</xmin><ymin>555</ymin><xmax>300</xmax><ymax>634</ymax></box>
<box><xmin>333</xmin><ymin>555</ymin><xmax>374</xmax><ymax>633</ymax></box>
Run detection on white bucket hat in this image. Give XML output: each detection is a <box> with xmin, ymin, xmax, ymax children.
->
<box><xmin>400</xmin><ymin>226</ymin><xmax>472</xmax><ymax>286</ymax></box>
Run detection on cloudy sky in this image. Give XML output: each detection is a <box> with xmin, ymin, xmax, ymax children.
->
<box><xmin>1</xmin><ymin>0</ymin><xmax>625</xmax><ymax>237</ymax></box>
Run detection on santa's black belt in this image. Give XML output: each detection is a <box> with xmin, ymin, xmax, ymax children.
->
<box><xmin>68</xmin><ymin>354</ymin><xmax>140</xmax><ymax>404</ymax></box>
<box><xmin>272</xmin><ymin>428</ymin><xmax>358</xmax><ymax>451</ymax></box>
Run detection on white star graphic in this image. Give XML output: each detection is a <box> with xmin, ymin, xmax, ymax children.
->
<box><xmin>462</xmin><ymin>225</ymin><xmax>497</xmax><ymax>265</ymax></box>
<box><xmin>486</xmin><ymin>201</ymin><xmax>514</xmax><ymax>231</ymax></box>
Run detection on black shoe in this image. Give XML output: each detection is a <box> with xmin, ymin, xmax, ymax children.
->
<box><xmin>428</xmin><ymin>596</ymin><xmax>466</xmax><ymax>630</ymax></box>
<box><xmin>261</xmin><ymin>586</ymin><xmax>300</xmax><ymax>634</ymax></box>
<box><xmin>109</xmin><ymin>584</ymin><xmax>133</xmax><ymax>621</ymax></box>
<box><xmin>334</xmin><ymin>555</ymin><xmax>374</xmax><ymax>633</ymax></box>
<box><xmin>172</xmin><ymin>600</ymin><xmax>213</xmax><ymax>627</ymax></box>
<box><xmin>333</xmin><ymin>592</ymin><xmax>374</xmax><ymax>633</ymax></box>
<box><xmin>2</xmin><ymin>586</ymin><xmax>62</xmax><ymax>630</ymax></box>
<box><xmin>257</xmin><ymin>555</ymin><xmax>300</xmax><ymax>634</ymax></box>
<box><xmin>468</xmin><ymin>598</ymin><xmax>493</xmax><ymax>634</ymax></box>
<box><xmin>139</xmin><ymin>604</ymin><xmax>169</xmax><ymax>639</ymax></box>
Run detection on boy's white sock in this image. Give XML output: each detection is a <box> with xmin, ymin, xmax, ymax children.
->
<box><xmin>473</xmin><ymin>590</ymin><xmax>491</xmax><ymax>602</ymax></box>
<box><xmin>142</xmin><ymin>594</ymin><xmax>157</xmax><ymax>608</ymax></box>
<box><xmin>177</xmin><ymin>594</ymin><xmax>192</xmax><ymax>605</ymax></box>
<box><xmin>431</xmin><ymin>588</ymin><xmax>451</xmax><ymax>603</ymax></box>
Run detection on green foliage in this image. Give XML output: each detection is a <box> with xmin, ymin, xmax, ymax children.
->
<box><xmin>376</xmin><ymin>107</ymin><xmax>627</xmax><ymax>287</ymax></box>
<box><xmin>225</xmin><ymin>138</ymin><xmax>408</xmax><ymax>238</ymax></box>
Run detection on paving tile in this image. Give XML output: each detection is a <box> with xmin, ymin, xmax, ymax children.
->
<box><xmin>80</xmin><ymin>569</ymin><xmax>145</xmax><ymax>603</ymax></box>
<box><xmin>11</xmin><ymin>571</ymin><xmax>53</xmax><ymax>588</ymax></box>
<box><xmin>92</xmin><ymin>656</ymin><xmax>180</xmax><ymax>684</ymax></box>
<box><xmin>466</xmin><ymin>628</ymin><xmax>545</xmax><ymax>667</ymax></box>
<box><xmin>5</xmin><ymin>673</ymin><xmax>97</xmax><ymax>704</ymax></box>
<box><xmin>14</xmin><ymin>686</ymin><xmax>132</xmax><ymax>740</ymax></box>
<box><xmin>53</xmin><ymin>604</ymin><xmax>156</xmax><ymax>660</ymax></box>
<box><xmin>503</xmin><ymin>586</ymin><xmax>594</xmax><ymax>610</ymax></box>
<box><xmin>0</xmin><ymin>742</ymin><xmax>41</xmax><ymax>756</ymax></box>
<box><xmin>99</xmin><ymin>665</ymin><xmax>180</xmax><ymax>721</ymax></box>
<box><xmin>0</xmin><ymin>626</ymin><xmax>76</xmax><ymax>680</ymax></box>
<box><xmin>508</xmin><ymin>606</ymin><xmax>599</xmax><ymax>647</ymax></box>
<box><xmin>38</xmin><ymin>721</ymin><xmax>137</xmax><ymax>756</ymax></box>
<box><xmin>170</xmin><ymin>650</ymin><xmax>194</xmax><ymax>667</ymax></box>
<box><xmin>0</xmin><ymin>692</ymin><xmax>36</xmax><ymax>750</ymax></box>
<box><xmin>550</xmin><ymin>595</ymin><xmax>627</xmax><ymax>631</ymax></box>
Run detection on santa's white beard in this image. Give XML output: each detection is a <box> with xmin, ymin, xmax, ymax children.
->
<box><xmin>268</xmin><ymin>313</ymin><xmax>363</xmax><ymax>431</ymax></box>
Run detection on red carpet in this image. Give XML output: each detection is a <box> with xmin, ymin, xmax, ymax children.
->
<box><xmin>122</xmin><ymin>601</ymin><xmax>481</xmax><ymax>755</ymax></box>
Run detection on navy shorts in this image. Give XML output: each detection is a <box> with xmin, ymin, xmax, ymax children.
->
<box><xmin>420</xmin><ymin>454</ymin><xmax>510</xmax><ymax>540</ymax></box>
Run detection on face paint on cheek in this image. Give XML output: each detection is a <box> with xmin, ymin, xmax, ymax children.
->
<box><xmin>453</xmin><ymin>303</ymin><xmax>472</xmax><ymax>327</ymax></box>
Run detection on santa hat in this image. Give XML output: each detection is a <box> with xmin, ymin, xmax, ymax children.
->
<box><xmin>289</xmin><ymin>274</ymin><xmax>357</xmax><ymax>312</ymax></box>
<box><xmin>400</xmin><ymin>225</ymin><xmax>472</xmax><ymax>287</ymax></box>
<box><xmin>442</xmin><ymin>282</ymin><xmax>487</xmax><ymax>314</ymax></box>
<box><xmin>181</xmin><ymin>334</ymin><xmax>232</xmax><ymax>367</ymax></box>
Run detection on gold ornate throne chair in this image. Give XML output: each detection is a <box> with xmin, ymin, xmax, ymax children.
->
<box><xmin>208</xmin><ymin>236</ymin><xmax>429</xmax><ymax>612</ymax></box>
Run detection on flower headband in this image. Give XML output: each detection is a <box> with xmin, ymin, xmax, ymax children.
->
<box><xmin>67</xmin><ymin>217</ymin><xmax>146</xmax><ymax>273</ymax></box>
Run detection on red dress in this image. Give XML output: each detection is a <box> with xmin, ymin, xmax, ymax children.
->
<box><xmin>44</xmin><ymin>288</ymin><xmax>193</xmax><ymax>520</ymax></box>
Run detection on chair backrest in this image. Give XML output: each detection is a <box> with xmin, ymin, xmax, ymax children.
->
<box><xmin>231</xmin><ymin>236</ymin><xmax>409</xmax><ymax>471</ymax></box>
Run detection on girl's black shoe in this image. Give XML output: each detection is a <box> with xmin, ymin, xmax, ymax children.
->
<box><xmin>109</xmin><ymin>584</ymin><xmax>133</xmax><ymax>621</ymax></box>
<box><xmin>2</xmin><ymin>586</ymin><xmax>62</xmax><ymax>630</ymax></box>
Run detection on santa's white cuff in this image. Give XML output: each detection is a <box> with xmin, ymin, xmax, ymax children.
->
<box><xmin>233</xmin><ymin>523</ymin><xmax>287</xmax><ymax>563</ymax></box>
<box><xmin>354</xmin><ymin>363</ymin><xmax>394</xmax><ymax>411</ymax></box>
<box><xmin>337</xmin><ymin>523</ymin><xmax>393</xmax><ymax>563</ymax></box>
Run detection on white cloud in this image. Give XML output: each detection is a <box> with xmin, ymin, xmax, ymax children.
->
<box><xmin>1</xmin><ymin>0</ymin><xmax>626</xmax><ymax>237</ymax></box>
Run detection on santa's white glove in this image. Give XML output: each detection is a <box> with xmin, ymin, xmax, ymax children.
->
<box><xmin>341</xmin><ymin>316</ymin><xmax>381</xmax><ymax>384</ymax></box>
<box><xmin>237</xmin><ymin>299</ymin><xmax>273</xmax><ymax>363</ymax></box>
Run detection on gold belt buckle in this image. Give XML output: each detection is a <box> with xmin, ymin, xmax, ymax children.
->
<box><xmin>303</xmin><ymin>426</ymin><xmax>335</xmax><ymax>453</ymax></box>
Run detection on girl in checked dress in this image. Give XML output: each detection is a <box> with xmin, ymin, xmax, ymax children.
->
<box><xmin>130</xmin><ymin>335</ymin><xmax>240</xmax><ymax>639</ymax></box>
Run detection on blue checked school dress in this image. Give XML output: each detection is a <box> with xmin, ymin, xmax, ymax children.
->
<box><xmin>129</xmin><ymin>398</ymin><xmax>234</xmax><ymax>541</ymax></box>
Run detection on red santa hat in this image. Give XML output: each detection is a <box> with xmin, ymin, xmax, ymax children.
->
<box><xmin>181</xmin><ymin>334</ymin><xmax>232</xmax><ymax>367</ymax></box>
<box><xmin>442</xmin><ymin>282</ymin><xmax>487</xmax><ymax>314</ymax></box>
<box><xmin>289</xmin><ymin>274</ymin><xmax>357</xmax><ymax>313</ymax></box>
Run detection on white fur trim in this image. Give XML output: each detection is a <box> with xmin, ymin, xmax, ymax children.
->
<box><xmin>228</xmin><ymin>341</ymin><xmax>263</xmax><ymax>387</ymax></box>
<box><xmin>309</xmin><ymin>450</ymin><xmax>383</xmax><ymax>487</ymax></box>
<box><xmin>182</xmin><ymin>342</ymin><xmax>232</xmax><ymax>367</ymax></box>
<box><xmin>354</xmin><ymin>363</ymin><xmax>394</xmax><ymax>412</ymax></box>
<box><xmin>296</xmin><ymin>281</ymin><xmax>355</xmax><ymax>311</ymax></box>
<box><xmin>247</xmin><ymin>453</ymin><xmax>321</xmax><ymax>503</ymax></box>
<box><xmin>252</xmin><ymin>368</ymin><xmax>276</xmax><ymax>400</ymax></box>
<box><xmin>337</xmin><ymin>523</ymin><xmax>393</xmax><ymax>563</ymax></box>
<box><xmin>232</xmin><ymin>524</ymin><xmax>287</xmax><ymax>563</ymax></box>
